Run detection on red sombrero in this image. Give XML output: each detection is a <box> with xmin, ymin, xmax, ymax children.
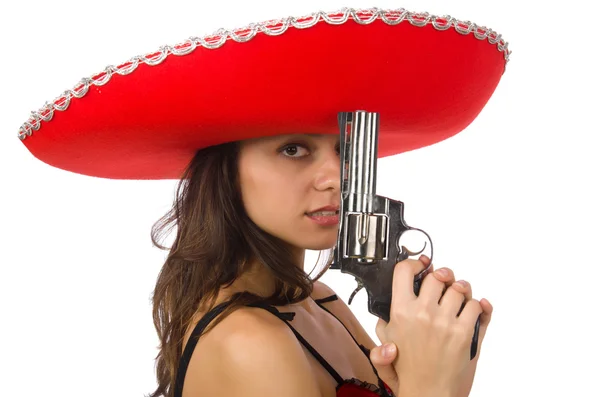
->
<box><xmin>17</xmin><ymin>7</ymin><xmax>510</xmax><ymax>180</ymax></box>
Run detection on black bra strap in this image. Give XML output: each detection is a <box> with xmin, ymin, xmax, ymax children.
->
<box><xmin>248</xmin><ymin>301</ymin><xmax>345</xmax><ymax>385</ymax></box>
<box><xmin>313</xmin><ymin>294</ymin><xmax>391</xmax><ymax>395</ymax></box>
<box><xmin>313</xmin><ymin>295</ymin><xmax>366</xmax><ymax>355</ymax></box>
<box><xmin>314</xmin><ymin>294</ymin><xmax>339</xmax><ymax>304</ymax></box>
<box><xmin>174</xmin><ymin>299</ymin><xmax>233</xmax><ymax>397</ymax></box>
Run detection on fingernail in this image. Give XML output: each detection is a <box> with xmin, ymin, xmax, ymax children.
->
<box><xmin>436</xmin><ymin>268</ymin><xmax>449</xmax><ymax>277</ymax></box>
<box><xmin>456</xmin><ymin>280</ymin><xmax>469</xmax><ymax>288</ymax></box>
<box><xmin>382</xmin><ymin>343</ymin><xmax>395</xmax><ymax>358</ymax></box>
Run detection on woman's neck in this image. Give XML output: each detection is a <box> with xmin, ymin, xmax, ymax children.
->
<box><xmin>219</xmin><ymin>250</ymin><xmax>315</xmax><ymax>311</ymax></box>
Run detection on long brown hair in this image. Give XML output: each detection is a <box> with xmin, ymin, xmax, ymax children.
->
<box><xmin>146</xmin><ymin>141</ymin><xmax>333</xmax><ymax>397</ymax></box>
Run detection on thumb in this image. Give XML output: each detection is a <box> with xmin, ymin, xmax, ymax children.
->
<box><xmin>370</xmin><ymin>343</ymin><xmax>398</xmax><ymax>393</ymax></box>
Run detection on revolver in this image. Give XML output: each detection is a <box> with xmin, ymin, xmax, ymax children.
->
<box><xmin>331</xmin><ymin>110</ymin><xmax>481</xmax><ymax>360</ymax></box>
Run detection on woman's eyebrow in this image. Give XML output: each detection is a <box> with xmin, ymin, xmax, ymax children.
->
<box><xmin>267</xmin><ymin>133</ymin><xmax>340</xmax><ymax>144</ymax></box>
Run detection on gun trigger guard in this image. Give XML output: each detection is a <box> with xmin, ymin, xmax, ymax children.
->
<box><xmin>401</xmin><ymin>226</ymin><xmax>434</xmax><ymax>263</ymax></box>
<box><xmin>400</xmin><ymin>241</ymin><xmax>427</xmax><ymax>257</ymax></box>
<box><xmin>348</xmin><ymin>278</ymin><xmax>364</xmax><ymax>305</ymax></box>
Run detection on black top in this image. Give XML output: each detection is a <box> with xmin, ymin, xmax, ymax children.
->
<box><xmin>174</xmin><ymin>294</ymin><xmax>392</xmax><ymax>396</ymax></box>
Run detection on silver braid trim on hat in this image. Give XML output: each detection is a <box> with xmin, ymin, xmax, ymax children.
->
<box><xmin>18</xmin><ymin>7</ymin><xmax>511</xmax><ymax>141</ymax></box>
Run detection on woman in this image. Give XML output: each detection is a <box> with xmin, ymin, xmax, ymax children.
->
<box><xmin>148</xmin><ymin>135</ymin><xmax>493</xmax><ymax>397</ymax></box>
<box><xmin>16</xmin><ymin>7</ymin><xmax>508</xmax><ymax>397</ymax></box>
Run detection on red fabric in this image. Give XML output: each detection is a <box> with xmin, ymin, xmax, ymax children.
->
<box><xmin>21</xmin><ymin>12</ymin><xmax>507</xmax><ymax>180</ymax></box>
<box><xmin>337</xmin><ymin>380</ymin><xmax>393</xmax><ymax>396</ymax></box>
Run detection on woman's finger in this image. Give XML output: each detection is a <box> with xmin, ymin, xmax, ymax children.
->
<box><xmin>420</xmin><ymin>267</ymin><xmax>455</xmax><ymax>302</ymax></box>
<box><xmin>369</xmin><ymin>343</ymin><xmax>399</xmax><ymax>394</ymax></box>
<box><xmin>419</xmin><ymin>267</ymin><xmax>456</xmax><ymax>306</ymax></box>
<box><xmin>471</xmin><ymin>298</ymin><xmax>493</xmax><ymax>360</ymax></box>
<box><xmin>439</xmin><ymin>283</ymin><xmax>469</xmax><ymax>316</ymax></box>
<box><xmin>451</xmin><ymin>280</ymin><xmax>473</xmax><ymax>302</ymax></box>
<box><xmin>390</xmin><ymin>258</ymin><xmax>430</xmax><ymax>307</ymax></box>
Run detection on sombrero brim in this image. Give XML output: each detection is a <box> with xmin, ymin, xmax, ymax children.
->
<box><xmin>18</xmin><ymin>8</ymin><xmax>510</xmax><ymax>180</ymax></box>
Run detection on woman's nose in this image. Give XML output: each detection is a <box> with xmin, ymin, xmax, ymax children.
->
<box><xmin>313</xmin><ymin>153</ymin><xmax>340</xmax><ymax>191</ymax></box>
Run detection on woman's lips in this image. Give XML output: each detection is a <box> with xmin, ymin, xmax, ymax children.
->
<box><xmin>305</xmin><ymin>211</ymin><xmax>339</xmax><ymax>226</ymax></box>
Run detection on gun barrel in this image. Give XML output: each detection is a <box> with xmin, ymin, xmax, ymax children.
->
<box><xmin>344</xmin><ymin>111</ymin><xmax>379</xmax><ymax>213</ymax></box>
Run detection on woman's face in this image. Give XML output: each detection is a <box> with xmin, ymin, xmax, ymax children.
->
<box><xmin>238</xmin><ymin>133</ymin><xmax>341</xmax><ymax>251</ymax></box>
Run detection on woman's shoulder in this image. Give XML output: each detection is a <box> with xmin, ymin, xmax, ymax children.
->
<box><xmin>183</xmin><ymin>304</ymin><xmax>322</xmax><ymax>396</ymax></box>
<box><xmin>184</xmin><ymin>301</ymin><xmax>293</xmax><ymax>352</ymax></box>
<box><xmin>197</xmin><ymin>303</ymin><xmax>301</xmax><ymax>352</ymax></box>
<box><xmin>311</xmin><ymin>279</ymin><xmax>338</xmax><ymax>300</ymax></box>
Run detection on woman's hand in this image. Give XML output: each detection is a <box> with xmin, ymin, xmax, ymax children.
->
<box><xmin>369</xmin><ymin>256</ymin><xmax>493</xmax><ymax>397</ymax></box>
<box><xmin>455</xmin><ymin>293</ymin><xmax>493</xmax><ymax>397</ymax></box>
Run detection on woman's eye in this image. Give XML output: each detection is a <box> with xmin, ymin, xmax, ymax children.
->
<box><xmin>281</xmin><ymin>144</ymin><xmax>309</xmax><ymax>158</ymax></box>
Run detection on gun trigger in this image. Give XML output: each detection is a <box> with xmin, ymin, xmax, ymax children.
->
<box><xmin>348</xmin><ymin>279</ymin><xmax>364</xmax><ymax>305</ymax></box>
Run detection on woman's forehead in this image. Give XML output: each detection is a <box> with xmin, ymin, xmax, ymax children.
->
<box><xmin>257</xmin><ymin>133</ymin><xmax>339</xmax><ymax>142</ymax></box>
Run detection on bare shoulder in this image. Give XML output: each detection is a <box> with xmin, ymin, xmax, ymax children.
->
<box><xmin>311</xmin><ymin>280</ymin><xmax>377</xmax><ymax>350</ymax></box>
<box><xmin>183</xmin><ymin>306</ymin><xmax>322</xmax><ymax>397</ymax></box>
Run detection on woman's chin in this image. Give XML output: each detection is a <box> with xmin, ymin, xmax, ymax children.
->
<box><xmin>302</xmin><ymin>236</ymin><xmax>338</xmax><ymax>251</ymax></box>
<box><xmin>282</xmin><ymin>228</ymin><xmax>338</xmax><ymax>251</ymax></box>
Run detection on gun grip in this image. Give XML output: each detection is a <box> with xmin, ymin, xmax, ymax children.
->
<box><xmin>370</xmin><ymin>270</ymin><xmax>428</xmax><ymax>321</ymax></box>
<box><xmin>369</xmin><ymin>299</ymin><xmax>392</xmax><ymax>323</ymax></box>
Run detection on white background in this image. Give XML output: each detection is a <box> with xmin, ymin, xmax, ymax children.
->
<box><xmin>1</xmin><ymin>0</ymin><xmax>598</xmax><ymax>396</ymax></box>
